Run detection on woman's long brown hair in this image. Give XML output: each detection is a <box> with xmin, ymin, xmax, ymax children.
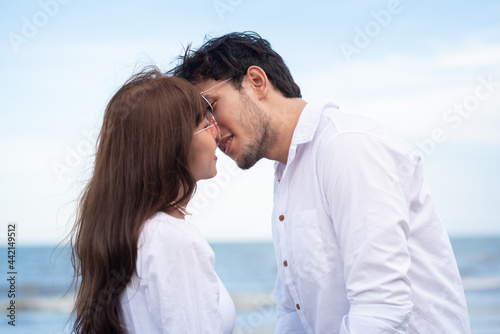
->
<box><xmin>69</xmin><ymin>67</ymin><xmax>205</xmax><ymax>333</ymax></box>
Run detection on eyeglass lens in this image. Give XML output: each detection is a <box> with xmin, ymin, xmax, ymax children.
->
<box><xmin>198</xmin><ymin>94</ymin><xmax>220</xmax><ymax>141</ymax></box>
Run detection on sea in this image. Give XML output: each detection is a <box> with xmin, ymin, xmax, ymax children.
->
<box><xmin>0</xmin><ymin>237</ymin><xmax>499</xmax><ymax>334</ymax></box>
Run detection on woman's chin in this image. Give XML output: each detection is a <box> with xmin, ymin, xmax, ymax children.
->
<box><xmin>208</xmin><ymin>168</ymin><xmax>218</xmax><ymax>179</ymax></box>
<box><xmin>195</xmin><ymin>169</ymin><xmax>218</xmax><ymax>182</ymax></box>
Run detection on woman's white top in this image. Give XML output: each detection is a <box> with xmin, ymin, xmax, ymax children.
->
<box><xmin>119</xmin><ymin>212</ymin><xmax>235</xmax><ymax>333</ymax></box>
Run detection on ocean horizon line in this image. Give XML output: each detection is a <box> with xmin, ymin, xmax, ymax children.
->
<box><xmin>2</xmin><ymin>233</ymin><xmax>500</xmax><ymax>248</ymax></box>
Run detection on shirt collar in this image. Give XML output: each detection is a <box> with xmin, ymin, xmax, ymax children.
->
<box><xmin>286</xmin><ymin>99</ymin><xmax>338</xmax><ymax>165</ymax></box>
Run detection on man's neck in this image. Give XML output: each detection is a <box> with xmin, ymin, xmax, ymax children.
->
<box><xmin>266</xmin><ymin>98</ymin><xmax>307</xmax><ymax>165</ymax></box>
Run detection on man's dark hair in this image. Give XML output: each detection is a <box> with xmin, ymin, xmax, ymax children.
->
<box><xmin>169</xmin><ymin>31</ymin><xmax>301</xmax><ymax>98</ymax></box>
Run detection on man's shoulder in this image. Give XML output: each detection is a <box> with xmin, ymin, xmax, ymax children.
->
<box><xmin>313</xmin><ymin>108</ymin><xmax>416</xmax><ymax>165</ymax></box>
<box><xmin>311</xmin><ymin>108</ymin><xmax>385</xmax><ymax>149</ymax></box>
<box><xmin>303</xmin><ymin>99</ymin><xmax>412</xmax><ymax>154</ymax></box>
<box><xmin>320</xmin><ymin>107</ymin><xmax>384</xmax><ymax>135</ymax></box>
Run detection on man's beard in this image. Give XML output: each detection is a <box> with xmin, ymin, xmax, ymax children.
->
<box><xmin>236</xmin><ymin>93</ymin><xmax>277</xmax><ymax>170</ymax></box>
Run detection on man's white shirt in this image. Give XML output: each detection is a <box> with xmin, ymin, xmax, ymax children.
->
<box><xmin>272</xmin><ymin>99</ymin><xmax>470</xmax><ymax>334</ymax></box>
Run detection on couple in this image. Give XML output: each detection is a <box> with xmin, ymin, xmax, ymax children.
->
<box><xmin>70</xmin><ymin>32</ymin><xmax>470</xmax><ymax>333</ymax></box>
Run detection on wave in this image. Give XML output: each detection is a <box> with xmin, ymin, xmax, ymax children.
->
<box><xmin>0</xmin><ymin>296</ymin><xmax>74</xmax><ymax>312</ymax></box>
<box><xmin>0</xmin><ymin>292</ymin><xmax>275</xmax><ymax>313</ymax></box>
<box><xmin>462</xmin><ymin>276</ymin><xmax>500</xmax><ymax>290</ymax></box>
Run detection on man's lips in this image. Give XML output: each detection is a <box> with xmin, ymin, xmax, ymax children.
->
<box><xmin>218</xmin><ymin>135</ymin><xmax>233</xmax><ymax>155</ymax></box>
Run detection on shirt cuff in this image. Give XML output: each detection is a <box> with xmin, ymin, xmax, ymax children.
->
<box><xmin>340</xmin><ymin>313</ymin><xmax>410</xmax><ymax>334</ymax></box>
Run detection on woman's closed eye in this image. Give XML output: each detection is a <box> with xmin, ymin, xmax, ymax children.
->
<box><xmin>202</xmin><ymin>116</ymin><xmax>211</xmax><ymax>128</ymax></box>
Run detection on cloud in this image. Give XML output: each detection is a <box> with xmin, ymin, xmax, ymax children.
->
<box><xmin>299</xmin><ymin>42</ymin><xmax>500</xmax><ymax>143</ymax></box>
<box><xmin>433</xmin><ymin>45</ymin><xmax>500</xmax><ymax>68</ymax></box>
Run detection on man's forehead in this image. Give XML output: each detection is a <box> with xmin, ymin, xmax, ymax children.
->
<box><xmin>196</xmin><ymin>78</ymin><xmax>233</xmax><ymax>97</ymax></box>
<box><xmin>194</xmin><ymin>79</ymin><xmax>218</xmax><ymax>94</ymax></box>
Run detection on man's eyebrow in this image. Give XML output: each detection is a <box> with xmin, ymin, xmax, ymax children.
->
<box><xmin>200</xmin><ymin>92</ymin><xmax>216</xmax><ymax>100</ymax></box>
<box><xmin>200</xmin><ymin>77</ymin><xmax>232</xmax><ymax>95</ymax></box>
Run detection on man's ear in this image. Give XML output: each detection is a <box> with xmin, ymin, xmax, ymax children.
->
<box><xmin>245</xmin><ymin>66</ymin><xmax>268</xmax><ymax>99</ymax></box>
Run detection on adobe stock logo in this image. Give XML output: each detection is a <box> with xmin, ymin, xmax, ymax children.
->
<box><xmin>385</xmin><ymin>75</ymin><xmax>499</xmax><ymax>188</ymax></box>
<box><xmin>339</xmin><ymin>0</ymin><xmax>408</xmax><ymax>63</ymax></box>
<box><xmin>8</xmin><ymin>0</ymin><xmax>71</xmax><ymax>53</ymax></box>
<box><xmin>52</xmin><ymin>129</ymin><xmax>96</xmax><ymax>182</ymax></box>
<box><xmin>412</xmin><ymin>74</ymin><xmax>499</xmax><ymax>160</ymax></box>
<box><xmin>212</xmin><ymin>0</ymin><xmax>243</xmax><ymax>20</ymax></box>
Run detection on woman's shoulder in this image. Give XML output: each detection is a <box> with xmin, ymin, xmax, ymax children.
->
<box><xmin>139</xmin><ymin>212</ymin><xmax>213</xmax><ymax>254</ymax></box>
<box><xmin>144</xmin><ymin>212</ymin><xmax>198</xmax><ymax>237</ymax></box>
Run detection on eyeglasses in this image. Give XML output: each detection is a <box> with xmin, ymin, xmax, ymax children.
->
<box><xmin>200</xmin><ymin>77</ymin><xmax>232</xmax><ymax>95</ymax></box>
<box><xmin>194</xmin><ymin>96</ymin><xmax>221</xmax><ymax>142</ymax></box>
<box><xmin>194</xmin><ymin>78</ymin><xmax>232</xmax><ymax>141</ymax></box>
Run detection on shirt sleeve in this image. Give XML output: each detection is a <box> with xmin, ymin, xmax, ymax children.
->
<box><xmin>137</xmin><ymin>220</ymin><xmax>223</xmax><ymax>333</ymax></box>
<box><xmin>318</xmin><ymin>132</ymin><xmax>414</xmax><ymax>334</ymax></box>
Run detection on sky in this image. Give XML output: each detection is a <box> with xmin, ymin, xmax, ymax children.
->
<box><xmin>0</xmin><ymin>0</ymin><xmax>499</xmax><ymax>245</ymax></box>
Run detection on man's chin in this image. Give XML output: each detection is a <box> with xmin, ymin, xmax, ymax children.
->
<box><xmin>236</xmin><ymin>154</ymin><xmax>262</xmax><ymax>170</ymax></box>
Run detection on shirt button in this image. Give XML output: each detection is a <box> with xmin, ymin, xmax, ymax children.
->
<box><xmin>296</xmin><ymin>304</ymin><xmax>301</xmax><ymax>310</ymax></box>
<box><xmin>279</xmin><ymin>215</ymin><xmax>285</xmax><ymax>221</ymax></box>
<box><xmin>283</xmin><ymin>260</ymin><xmax>288</xmax><ymax>267</ymax></box>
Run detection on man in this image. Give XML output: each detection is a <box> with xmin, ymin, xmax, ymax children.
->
<box><xmin>170</xmin><ymin>31</ymin><xmax>470</xmax><ymax>334</ymax></box>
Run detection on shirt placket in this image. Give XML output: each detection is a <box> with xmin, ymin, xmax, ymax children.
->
<box><xmin>275</xmin><ymin>162</ymin><xmax>307</xmax><ymax>323</ymax></box>
<box><xmin>274</xmin><ymin>163</ymin><xmax>289</xmax><ymax>282</ymax></box>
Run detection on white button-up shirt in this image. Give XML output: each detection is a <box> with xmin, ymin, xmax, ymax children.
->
<box><xmin>272</xmin><ymin>99</ymin><xmax>470</xmax><ymax>334</ymax></box>
<box><xmin>120</xmin><ymin>212</ymin><xmax>235</xmax><ymax>333</ymax></box>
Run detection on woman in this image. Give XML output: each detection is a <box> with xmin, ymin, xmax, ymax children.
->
<box><xmin>69</xmin><ymin>67</ymin><xmax>235</xmax><ymax>333</ymax></box>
